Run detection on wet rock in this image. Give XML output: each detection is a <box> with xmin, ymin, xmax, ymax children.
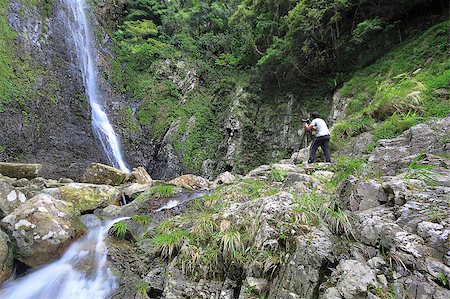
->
<box><xmin>1</xmin><ymin>193</ymin><xmax>85</xmax><ymax>267</ymax></box>
<box><xmin>82</xmin><ymin>163</ymin><xmax>128</xmax><ymax>186</ymax></box>
<box><xmin>59</xmin><ymin>183</ymin><xmax>120</xmax><ymax>213</ymax></box>
<box><xmin>0</xmin><ymin>229</ymin><xmax>13</xmax><ymax>283</ymax></box>
<box><xmin>0</xmin><ymin>163</ymin><xmax>42</xmax><ymax>179</ymax></box>
<box><xmin>79</xmin><ymin>214</ymin><xmax>103</xmax><ymax>228</ymax></box>
<box><xmin>0</xmin><ymin>181</ymin><xmax>28</xmax><ymax>218</ymax></box>
<box><xmin>130</xmin><ymin>167</ymin><xmax>152</xmax><ymax>184</ymax></box>
<box><xmin>169</xmin><ymin>174</ymin><xmax>209</xmax><ymax>191</ymax></box>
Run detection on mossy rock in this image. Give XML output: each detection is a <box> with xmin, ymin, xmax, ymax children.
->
<box><xmin>0</xmin><ymin>163</ymin><xmax>42</xmax><ymax>179</ymax></box>
<box><xmin>82</xmin><ymin>163</ymin><xmax>128</xmax><ymax>186</ymax></box>
<box><xmin>59</xmin><ymin>183</ymin><xmax>120</xmax><ymax>213</ymax></box>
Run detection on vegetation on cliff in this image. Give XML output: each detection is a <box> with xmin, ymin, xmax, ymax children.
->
<box><xmin>108</xmin><ymin>0</ymin><xmax>448</xmax><ymax>174</ymax></box>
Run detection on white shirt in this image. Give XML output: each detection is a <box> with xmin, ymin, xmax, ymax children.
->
<box><xmin>311</xmin><ymin>118</ymin><xmax>330</xmax><ymax>137</ymax></box>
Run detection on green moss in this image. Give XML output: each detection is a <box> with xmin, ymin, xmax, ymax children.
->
<box><xmin>0</xmin><ymin>1</ymin><xmax>16</xmax><ymax>109</ymax></box>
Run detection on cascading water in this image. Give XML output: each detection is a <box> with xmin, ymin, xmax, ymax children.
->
<box><xmin>65</xmin><ymin>0</ymin><xmax>130</xmax><ymax>172</ymax></box>
<box><xmin>0</xmin><ymin>218</ymin><xmax>128</xmax><ymax>299</ymax></box>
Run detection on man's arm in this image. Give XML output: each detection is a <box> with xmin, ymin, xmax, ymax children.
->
<box><xmin>304</xmin><ymin>122</ymin><xmax>316</xmax><ymax>132</ymax></box>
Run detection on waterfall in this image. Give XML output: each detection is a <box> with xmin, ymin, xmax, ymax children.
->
<box><xmin>65</xmin><ymin>0</ymin><xmax>130</xmax><ymax>173</ymax></box>
<box><xmin>0</xmin><ymin>218</ymin><xmax>128</xmax><ymax>299</ymax></box>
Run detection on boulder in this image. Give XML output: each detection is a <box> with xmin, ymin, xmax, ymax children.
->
<box><xmin>268</xmin><ymin>228</ymin><xmax>335</xmax><ymax>299</ymax></box>
<box><xmin>291</xmin><ymin>146</ymin><xmax>310</xmax><ymax>164</ymax></box>
<box><xmin>168</xmin><ymin>174</ymin><xmax>209</xmax><ymax>190</ymax></box>
<box><xmin>1</xmin><ymin>193</ymin><xmax>85</xmax><ymax>267</ymax></box>
<box><xmin>0</xmin><ymin>181</ymin><xmax>28</xmax><ymax>218</ymax></box>
<box><xmin>369</xmin><ymin>117</ymin><xmax>450</xmax><ymax>175</ymax></box>
<box><xmin>82</xmin><ymin>163</ymin><xmax>127</xmax><ymax>186</ymax></box>
<box><xmin>0</xmin><ymin>229</ymin><xmax>13</xmax><ymax>283</ymax></box>
<box><xmin>313</xmin><ymin>171</ymin><xmax>335</xmax><ymax>181</ymax></box>
<box><xmin>333</xmin><ymin>259</ymin><xmax>377</xmax><ymax>299</ymax></box>
<box><xmin>0</xmin><ymin>162</ymin><xmax>42</xmax><ymax>179</ymax></box>
<box><xmin>210</xmin><ymin>171</ymin><xmax>236</xmax><ymax>189</ymax></box>
<box><xmin>58</xmin><ymin>183</ymin><xmax>120</xmax><ymax>213</ymax></box>
<box><xmin>337</xmin><ymin>132</ymin><xmax>374</xmax><ymax>157</ymax></box>
<box><xmin>416</xmin><ymin>221</ymin><xmax>449</xmax><ymax>255</ymax></box>
<box><xmin>130</xmin><ymin>167</ymin><xmax>152</xmax><ymax>184</ymax></box>
<box><xmin>338</xmin><ymin>177</ymin><xmax>387</xmax><ymax>212</ymax></box>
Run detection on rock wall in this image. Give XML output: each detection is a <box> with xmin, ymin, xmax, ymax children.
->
<box><xmin>0</xmin><ymin>0</ymin><xmax>105</xmax><ymax>179</ymax></box>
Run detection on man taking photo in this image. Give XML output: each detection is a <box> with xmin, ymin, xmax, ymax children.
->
<box><xmin>304</xmin><ymin>111</ymin><xmax>331</xmax><ymax>164</ymax></box>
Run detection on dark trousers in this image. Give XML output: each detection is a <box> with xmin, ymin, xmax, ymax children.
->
<box><xmin>308</xmin><ymin>135</ymin><xmax>331</xmax><ymax>163</ymax></box>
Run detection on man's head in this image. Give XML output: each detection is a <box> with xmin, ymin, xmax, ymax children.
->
<box><xmin>311</xmin><ymin>111</ymin><xmax>320</xmax><ymax>119</ymax></box>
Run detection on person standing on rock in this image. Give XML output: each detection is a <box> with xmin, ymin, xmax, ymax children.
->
<box><xmin>304</xmin><ymin>111</ymin><xmax>331</xmax><ymax>163</ymax></box>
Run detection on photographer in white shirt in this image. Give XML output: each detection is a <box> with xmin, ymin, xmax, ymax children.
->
<box><xmin>304</xmin><ymin>111</ymin><xmax>331</xmax><ymax>163</ymax></box>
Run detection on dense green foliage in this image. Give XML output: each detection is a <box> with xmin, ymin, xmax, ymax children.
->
<box><xmin>109</xmin><ymin>0</ymin><xmax>447</xmax><ymax>174</ymax></box>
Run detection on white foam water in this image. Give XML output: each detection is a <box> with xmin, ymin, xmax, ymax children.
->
<box><xmin>65</xmin><ymin>0</ymin><xmax>130</xmax><ymax>172</ymax></box>
<box><xmin>0</xmin><ymin>218</ymin><xmax>128</xmax><ymax>299</ymax></box>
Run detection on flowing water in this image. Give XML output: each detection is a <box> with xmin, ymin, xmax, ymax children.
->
<box><xmin>65</xmin><ymin>0</ymin><xmax>130</xmax><ymax>172</ymax></box>
<box><xmin>0</xmin><ymin>218</ymin><xmax>128</xmax><ymax>299</ymax></box>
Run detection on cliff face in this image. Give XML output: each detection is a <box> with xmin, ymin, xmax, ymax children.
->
<box><xmin>0</xmin><ymin>0</ymin><xmax>104</xmax><ymax>178</ymax></box>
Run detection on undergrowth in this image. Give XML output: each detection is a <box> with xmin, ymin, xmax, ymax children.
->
<box><xmin>332</xmin><ymin>20</ymin><xmax>450</xmax><ymax>148</ymax></box>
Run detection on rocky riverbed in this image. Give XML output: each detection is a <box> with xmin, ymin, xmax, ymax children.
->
<box><xmin>0</xmin><ymin>117</ymin><xmax>449</xmax><ymax>299</ymax></box>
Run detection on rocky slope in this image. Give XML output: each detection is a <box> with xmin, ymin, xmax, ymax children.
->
<box><xmin>0</xmin><ymin>116</ymin><xmax>448</xmax><ymax>298</ymax></box>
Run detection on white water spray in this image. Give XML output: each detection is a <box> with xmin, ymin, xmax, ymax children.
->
<box><xmin>0</xmin><ymin>218</ymin><xmax>128</xmax><ymax>299</ymax></box>
<box><xmin>65</xmin><ymin>0</ymin><xmax>130</xmax><ymax>172</ymax></box>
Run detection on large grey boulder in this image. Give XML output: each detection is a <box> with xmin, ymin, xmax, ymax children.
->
<box><xmin>333</xmin><ymin>259</ymin><xmax>377</xmax><ymax>299</ymax></box>
<box><xmin>1</xmin><ymin>193</ymin><xmax>86</xmax><ymax>267</ymax></box>
<box><xmin>338</xmin><ymin>177</ymin><xmax>387</xmax><ymax>211</ymax></box>
<box><xmin>82</xmin><ymin>163</ymin><xmax>128</xmax><ymax>186</ymax></box>
<box><xmin>268</xmin><ymin>228</ymin><xmax>335</xmax><ymax>299</ymax></box>
<box><xmin>0</xmin><ymin>229</ymin><xmax>13</xmax><ymax>283</ymax></box>
<box><xmin>0</xmin><ymin>162</ymin><xmax>42</xmax><ymax>179</ymax></box>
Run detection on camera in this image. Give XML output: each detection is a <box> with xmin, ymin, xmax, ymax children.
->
<box><xmin>302</xmin><ymin>118</ymin><xmax>310</xmax><ymax>124</ymax></box>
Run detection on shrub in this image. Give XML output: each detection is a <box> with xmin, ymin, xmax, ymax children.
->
<box><xmin>145</xmin><ymin>185</ymin><xmax>176</xmax><ymax>199</ymax></box>
<box><xmin>151</xmin><ymin>229</ymin><xmax>188</xmax><ymax>259</ymax></box>
<box><xmin>110</xmin><ymin>221</ymin><xmax>128</xmax><ymax>239</ymax></box>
